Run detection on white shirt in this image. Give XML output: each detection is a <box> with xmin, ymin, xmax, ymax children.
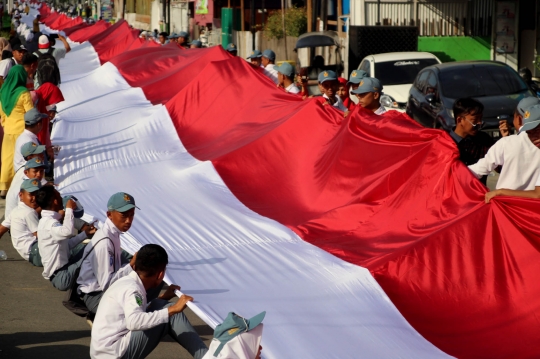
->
<box><xmin>38</xmin><ymin>208</ymin><xmax>87</xmax><ymax>279</ymax></box>
<box><xmin>322</xmin><ymin>94</ymin><xmax>348</xmax><ymax>112</ymax></box>
<box><xmin>14</xmin><ymin>129</ymin><xmax>39</xmax><ymax>172</ymax></box>
<box><xmin>35</xmin><ymin>47</ymin><xmax>67</xmax><ymax>65</ymax></box>
<box><xmin>374</xmin><ymin>105</ymin><xmax>387</xmax><ymax>115</ymax></box>
<box><xmin>2</xmin><ymin>201</ymin><xmax>38</xmax><ymax>260</ymax></box>
<box><xmin>0</xmin><ymin>57</ymin><xmax>19</xmax><ymax>79</ymax></box>
<box><xmin>90</xmin><ymin>271</ymin><xmax>168</xmax><ymax>359</ymax></box>
<box><xmin>468</xmin><ymin>132</ymin><xmax>540</xmax><ymax>190</ymax></box>
<box><xmin>77</xmin><ymin>218</ymin><xmax>132</xmax><ymax>294</ymax></box>
<box><xmin>285</xmin><ymin>83</ymin><xmax>300</xmax><ymax>94</ymax></box>
<box><xmin>263</xmin><ymin>64</ymin><xmax>278</xmax><ymax>84</ymax></box>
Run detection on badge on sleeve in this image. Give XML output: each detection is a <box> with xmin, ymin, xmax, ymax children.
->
<box><xmin>135</xmin><ymin>293</ymin><xmax>143</xmax><ymax>306</ymax></box>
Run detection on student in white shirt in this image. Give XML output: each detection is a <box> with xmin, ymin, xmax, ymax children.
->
<box><xmin>5</xmin><ymin>156</ymin><xmax>47</xmax><ymax>221</ymax></box>
<box><xmin>351</xmin><ymin>77</ymin><xmax>387</xmax><ymax>115</ymax></box>
<box><xmin>470</xmin><ymin>102</ymin><xmax>540</xmax><ymax>191</ymax></box>
<box><xmin>90</xmin><ymin>244</ymin><xmax>208</xmax><ymax>359</ymax></box>
<box><xmin>261</xmin><ymin>49</ymin><xmax>278</xmax><ymax>84</ymax></box>
<box><xmin>274</xmin><ymin>62</ymin><xmax>300</xmax><ymax>94</ymax></box>
<box><xmin>13</xmin><ymin>108</ymin><xmax>48</xmax><ymax>172</ymax></box>
<box><xmin>78</xmin><ymin>192</ymin><xmax>152</xmax><ymax>316</ymax></box>
<box><xmin>2</xmin><ymin>178</ymin><xmax>42</xmax><ymax>265</ymax></box>
<box><xmin>318</xmin><ymin>70</ymin><xmax>348</xmax><ymax>112</ymax></box>
<box><xmin>247</xmin><ymin>50</ymin><xmax>263</xmax><ymax>67</ymax></box>
<box><xmin>37</xmin><ymin>186</ymin><xmax>96</xmax><ymax>291</ymax></box>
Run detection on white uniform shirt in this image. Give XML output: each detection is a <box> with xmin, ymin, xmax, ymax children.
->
<box><xmin>13</xmin><ymin>129</ymin><xmax>39</xmax><ymax>172</ymax></box>
<box><xmin>90</xmin><ymin>271</ymin><xmax>168</xmax><ymax>358</ymax></box>
<box><xmin>0</xmin><ymin>57</ymin><xmax>19</xmax><ymax>79</ymax></box>
<box><xmin>2</xmin><ymin>201</ymin><xmax>38</xmax><ymax>260</ymax></box>
<box><xmin>263</xmin><ymin>64</ymin><xmax>278</xmax><ymax>84</ymax></box>
<box><xmin>322</xmin><ymin>94</ymin><xmax>348</xmax><ymax>112</ymax></box>
<box><xmin>38</xmin><ymin>208</ymin><xmax>87</xmax><ymax>279</ymax></box>
<box><xmin>285</xmin><ymin>83</ymin><xmax>300</xmax><ymax>94</ymax></box>
<box><xmin>35</xmin><ymin>48</ymin><xmax>67</xmax><ymax>65</ymax></box>
<box><xmin>374</xmin><ymin>105</ymin><xmax>387</xmax><ymax>115</ymax></box>
<box><xmin>468</xmin><ymin>132</ymin><xmax>540</xmax><ymax>190</ymax></box>
<box><xmin>77</xmin><ymin>218</ymin><xmax>132</xmax><ymax>294</ymax></box>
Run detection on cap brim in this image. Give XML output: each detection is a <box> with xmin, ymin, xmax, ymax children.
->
<box><xmin>519</xmin><ymin>120</ymin><xmax>540</xmax><ymax>133</ymax></box>
<box><xmin>247</xmin><ymin>311</ymin><xmax>266</xmax><ymax>331</ymax></box>
<box><xmin>113</xmin><ymin>204</ymin><xmax>139</xmax><ymax>212</ymax></box>
<box><xmin>32</xmin><ymin>145</ymin><xmax>46</xmax><ymax>154</ymax></box>
<box><xmin>347</xmin><ymin>79</ymin><xmax>362</xmax><ymax>85</ymax></box>
<box><xmin>320</xmin><ymin>77</ymin><xmax>337</xmax><ymax>83</ymax></box>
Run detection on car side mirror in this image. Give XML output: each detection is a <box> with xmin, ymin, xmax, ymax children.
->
<box><xmin>425</xmin><ymin>94</ymin><xmax>436</xmax><ymax>106</ymax></box>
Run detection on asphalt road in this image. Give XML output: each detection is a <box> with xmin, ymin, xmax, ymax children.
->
<box><xmin>0</xmin><ymin>198</ymin><xmax>213</xmax><ymax>359</ymax></box>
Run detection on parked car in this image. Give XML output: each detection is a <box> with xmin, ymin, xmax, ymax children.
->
<box><xmin>357</xmin><ymin>52</ymin><xmax>441</xmax><ymax>112</ymax></box>
<box><xmin>406</xmin><ymin>61</ymin><xmax>534</xmax><ymax>133</ymax></box>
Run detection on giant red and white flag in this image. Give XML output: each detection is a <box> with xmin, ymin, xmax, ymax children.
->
<box><xmin>26</xmin><ymin>6</ymin><xmax>540</xmax><ymax>359</ymax></box>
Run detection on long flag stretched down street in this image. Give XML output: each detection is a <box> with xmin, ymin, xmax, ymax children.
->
<box><xmin>25</xmin><ymin>5</ymin><xmax>540</xmax><ymax>359</ymax></box>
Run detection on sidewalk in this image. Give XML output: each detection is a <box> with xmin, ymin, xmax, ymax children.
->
<box><xmin>0</xmin><ymin>198</ymin><xmax>213</xmax><ymax>358</ymax></box>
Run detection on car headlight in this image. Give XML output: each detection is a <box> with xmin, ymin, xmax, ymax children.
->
<box><xmin>380</xmin><ymin>94</ymin><xmax>400</xmax><ymax>109</ymax></box>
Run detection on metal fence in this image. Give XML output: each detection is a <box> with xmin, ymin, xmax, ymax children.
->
<box><xmin>363</xmin><ymin>0</ymin><xmax>494</xmax><ymax>37</ymax></box>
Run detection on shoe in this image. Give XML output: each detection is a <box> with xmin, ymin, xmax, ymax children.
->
<box><xmin>0</xmin><ymin>190</ymin><xmax>6</xmax><ymax>199</ymax></box>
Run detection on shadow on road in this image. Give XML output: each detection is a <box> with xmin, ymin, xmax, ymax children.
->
<box><xmin>0</xmin><ymin>331</ymin><xmax>90</xmax><ymax>358</ymax></box>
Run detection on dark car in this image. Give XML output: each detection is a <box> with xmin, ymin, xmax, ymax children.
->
<box><xmin>406</xmin><ymin>61</ymin><xmax>535</xmax><ymax>133</ymax></box>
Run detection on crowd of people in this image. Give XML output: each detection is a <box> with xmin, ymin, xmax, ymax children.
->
<box><xmin>3</xmin><ymin>1</ymin><xmax>540</xmax><ymax>358</ymax></box>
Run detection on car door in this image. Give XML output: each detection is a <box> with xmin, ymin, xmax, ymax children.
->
<box><xmin>407</xmin><ymin>70</ymin><xmax>430</xmax><ymax>123</ymax></box>
<box><xmin>419</xmin><ymin>71</ymin><xmax>443</xmax><ymax>128</ymax></box>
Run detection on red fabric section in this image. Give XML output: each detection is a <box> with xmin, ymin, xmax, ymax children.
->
<box><xmin>35</xmin><ymin>83</ymin><xmax>64</xmax><ymax>147</ymax></box>
<box><xmin>62</xmin><ymin>22</ymin><xmax>89</xmax><ymax>37</ymax></box>
<box><xmin>67</xmin><ymin>21</ymin><xmax>111</xmax><ymax>43</ymax></box>
<box><xmin>88</xmin><ymin>20</ymin><xmax>139</xmax><ymax>64</ymax></box>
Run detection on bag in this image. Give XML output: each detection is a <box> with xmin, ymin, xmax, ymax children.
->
<box><xmin>62</xmin><ymin>237</ymin><xmax>111</xmax><ymax>317</ymax></box>
<box><xmin>35</xmin><ymin>48</ymin><xmax>61</xmax><ymax>86</ymax></box>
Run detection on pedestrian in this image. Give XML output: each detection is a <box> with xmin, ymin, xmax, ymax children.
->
<box><xmin>225</xmin><ymin>43</ymin><xmax>237</xmax><ymax>56</ymax></box>
<box><xmin>202</xmin><ymin>311</ymin><xmax>265</xmax><ymax>359</ymax></box>
<box><xmin>189</xmin><ymin>40</ymin><xmax>202</xmax><ymax>48</ymax></box>
<box><xmin>351</xmin><ymin>77</ymin><xmax>386</xmax><ymax>115</ymax></box>
<box><xmin>261</xmin><ymin>49</ymin><xmax>277</xmax><ymax>84</ymax></box>
<box><xmin>167</xmin><ymin>33</ymin><xmax>179</xmax><ymax>44</ymax></box>
<box><xmin>21</xmin><ymin>52</ymin><xmax>38</xmax><ymax>90</ymax></box>
<box><xmin>0</xmin><ymin>43</ymin><xmax>27</xmax><ymax>82</ymax></box>
<box><xmin>33</xmin><ymin>82</ymin><xmax>64</xmax><ymax>154</ymax></box>
<box><xmin>158</xmin><ymin>32</ymin><xmax>168</xmax><ymax>45</ymax></box>
<box><xmin>337</xmin><ymin>77</ymin><xmax>355</xmax><ymax>111</ymax></box>
<box><xmin>34</xmin><ymin>34</ymin><xmax>71</xmax><ymax>65</ymax></box>
<box><xmin>498</xmin><ymin>96</ymin><xmax>539</xmax><ymax>137</ymax></box>
<box><xmin>78</xmin><ymin>192</ymin><xmax>156</xmax><ymax>316</ymax></box>
<box><xmin>318</xmin><ymin>70</ymin><xmax>347</xmax><ymax>112</ymax></box>
<box><xmin>177</xmin><ymin>31</ymin><xmax>189</xmax><ymax>48</ymax></box>
<box><xmin>0</xmin><ymin>65</ymin><xmax>34</xmax><ymax>198</ymax></box>
<box><xmin>13</xmin><ymin>108</ymin><xmax>47</xmax><ymax>175</ymax></box>
<box><xmin>5</xmin><ymin>156</ymin><xmax>47</xmax><ymax>220</ymax></box>
<box><xmin>347</xmin><ymin>69</ymin><xmax>367</xmax><ymax>92</ymax></box>
<box><xmin>37</xmin><ymin>186</ymin><xmax>96</xmax><ymax>291</ymax></box>
<box><xmin>1</xmin><ymin>178</ymin><xmax>42</xmax><ymax>265</ymax></box>
<box><xmin>247</xmin><ymin>50</ymin><xmax>262</xmax><ymax>67</ymax></box>
<box><xmin>447</xmin><ymin>98</ymin><xmax>494</xmax><ymax>184</ymax></box>
<box><xmin>469</xmin><ymin>101</ymin><xmax>540</xmax><ymax>190</ymax></box>
<box><xmin>274</xmin><ymin>62</ymin><xmax>299</xmax><ymax>94</ymax></box>
<box><xmin>139</xmin><ymin>31</ymin><xmax>148</xmax><ymax>40</ymax></box>
<box><xmin>90</xmin><ymin>244</ymin><xmax>209</xmax><ymax>359</ymax></box>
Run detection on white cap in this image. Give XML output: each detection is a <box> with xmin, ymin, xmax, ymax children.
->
<box><xmin>38</xmin><ymin>34</ymin><xmax>49</xmax><ymax>49</ymax></box>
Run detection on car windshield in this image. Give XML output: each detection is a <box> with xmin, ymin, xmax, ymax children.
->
<box><xmin>374</xmin><ymin>59</ymin><xmax>439</xmax><ymax>85</ymax></box>
<box><xmin>439</xmin><ymin>65</ymin><xmax>528</xmax><ymax>98</ymax></box>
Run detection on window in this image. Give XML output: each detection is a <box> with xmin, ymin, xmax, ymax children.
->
<box><xmin>440</xmin><ymin>64</ymin><xmax>529</xmax><ymax>98</ymax></box>
<box><xmin>374</xmin><ymin>59</ymin><xmax>439</xmax><ymax>86</ymax></box>
<box><xmin>425</xmin><ymin>72</ymin><xmax>438</xmax><ymax>98</ymax></box>
<box><xmin>359</xmin><ymin>60</ymin><xmax>371</xmax><ymax>76</ymax></box>
<box><xmin>414</xmin><ymin>70</ymin><xmax>430</xmax><ymax>92</ymax></box>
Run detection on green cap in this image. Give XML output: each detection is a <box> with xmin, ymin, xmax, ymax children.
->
<box><xmin>21</xmin><ymin>141</ymin><xmax>46</xmax><ymax>158</ymax></box>
<box><xmin>20</xmin><ymin>178</ymin><xmax>42</xmax><ymax>192</ymax></box>
<box><xmin>107</xmin><ymin>192</ymin><xmax>139</xmax><ymax>212</ymax></box>
<box><xmin>212</xmin><ymin>311</ymin><xmax>266</xmax><ymax>356</ymax></box>
<box><xmin>24</xmin><ymin>157</ymin><xmax>46</xmax><ymax>170</ymax></box>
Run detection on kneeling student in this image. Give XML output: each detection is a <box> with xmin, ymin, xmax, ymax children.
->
<box><xmin>2</xmin><ymin>178</ymin><xmax>42</xmax><ymax>265</ymax></box>
<box><xmin>90</xmin><ymin>244</ymin><xmax>208</xmax><ymax>359</ymax></box>
<box><xmin>37</xmin><ymin>186</ymin><xmax>97</xmax><ymax>291</ymax></box>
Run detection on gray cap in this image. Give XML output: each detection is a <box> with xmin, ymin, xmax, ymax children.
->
<box><xmin>20</xmin><ymin>178</ymin><xmax>42</xmax><ymax>192</ymax></box>
<box><xmin>247</xmin><ymin>50</ymin><xmax>262</xmax><ymax>59</ymax></box>
<box><xmin>517</xmin><ymin>96</ymin><xmax>540</xmax><ymax>116</ymax></box>
<box><xmin>351</xmin><ymin>77</ymin><xmax>383</xmax><ymax>94</ymax></box>
<box><xmin>519</xmin><ymin>104</ymin><xmax>540</xmax><ymax>133</ymax></box>
<box><xmin>262</xmin><ymin>49</ymin><xmax>275</xmax><ymax>62</ymax></box>
<box><xmin>24</xmin><ymin>108</ymin><xmax>48</xmax><ymax>126</ymax></box>
<box><xmin>21</xmin><ymin>141</ymin><xmax>45</xmax><ymax>157</ymax></box>
<box><xmin>274</xmin><ymin>62</ymin><xmax>295</xmax><ymax>77</ymax></box>
<box><xmin>348</xmin><ymin>69</ymin><xmax>368</xmax><ymax>85</ymax></box>
<box><xmin>318</xmin><ymin>70</ymin><xmax>337</xmax><ymax>83</ymax></box>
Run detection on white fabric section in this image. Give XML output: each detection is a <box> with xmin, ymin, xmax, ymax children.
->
<box><xmin>52</xmin><ymin>53</ymin><xmax>453</xmax><ymax>359</ymax></box>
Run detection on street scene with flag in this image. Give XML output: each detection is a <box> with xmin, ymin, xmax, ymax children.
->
<box><xmin>1</xmin><ymin>0</ymin><xmax>540</xmax><ymax>358</ymax></box>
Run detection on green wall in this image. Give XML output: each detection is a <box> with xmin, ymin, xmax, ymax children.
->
<box><xmin>418</xmin><ymin>36</ymin><xmax>491</xmax><ymax>63</ymax></box>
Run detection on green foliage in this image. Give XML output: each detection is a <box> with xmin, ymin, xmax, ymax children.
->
<box><xmin>264</xmin><ymin>7</ymin><xmax>307</xmax><ymax>40</ymax></box>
